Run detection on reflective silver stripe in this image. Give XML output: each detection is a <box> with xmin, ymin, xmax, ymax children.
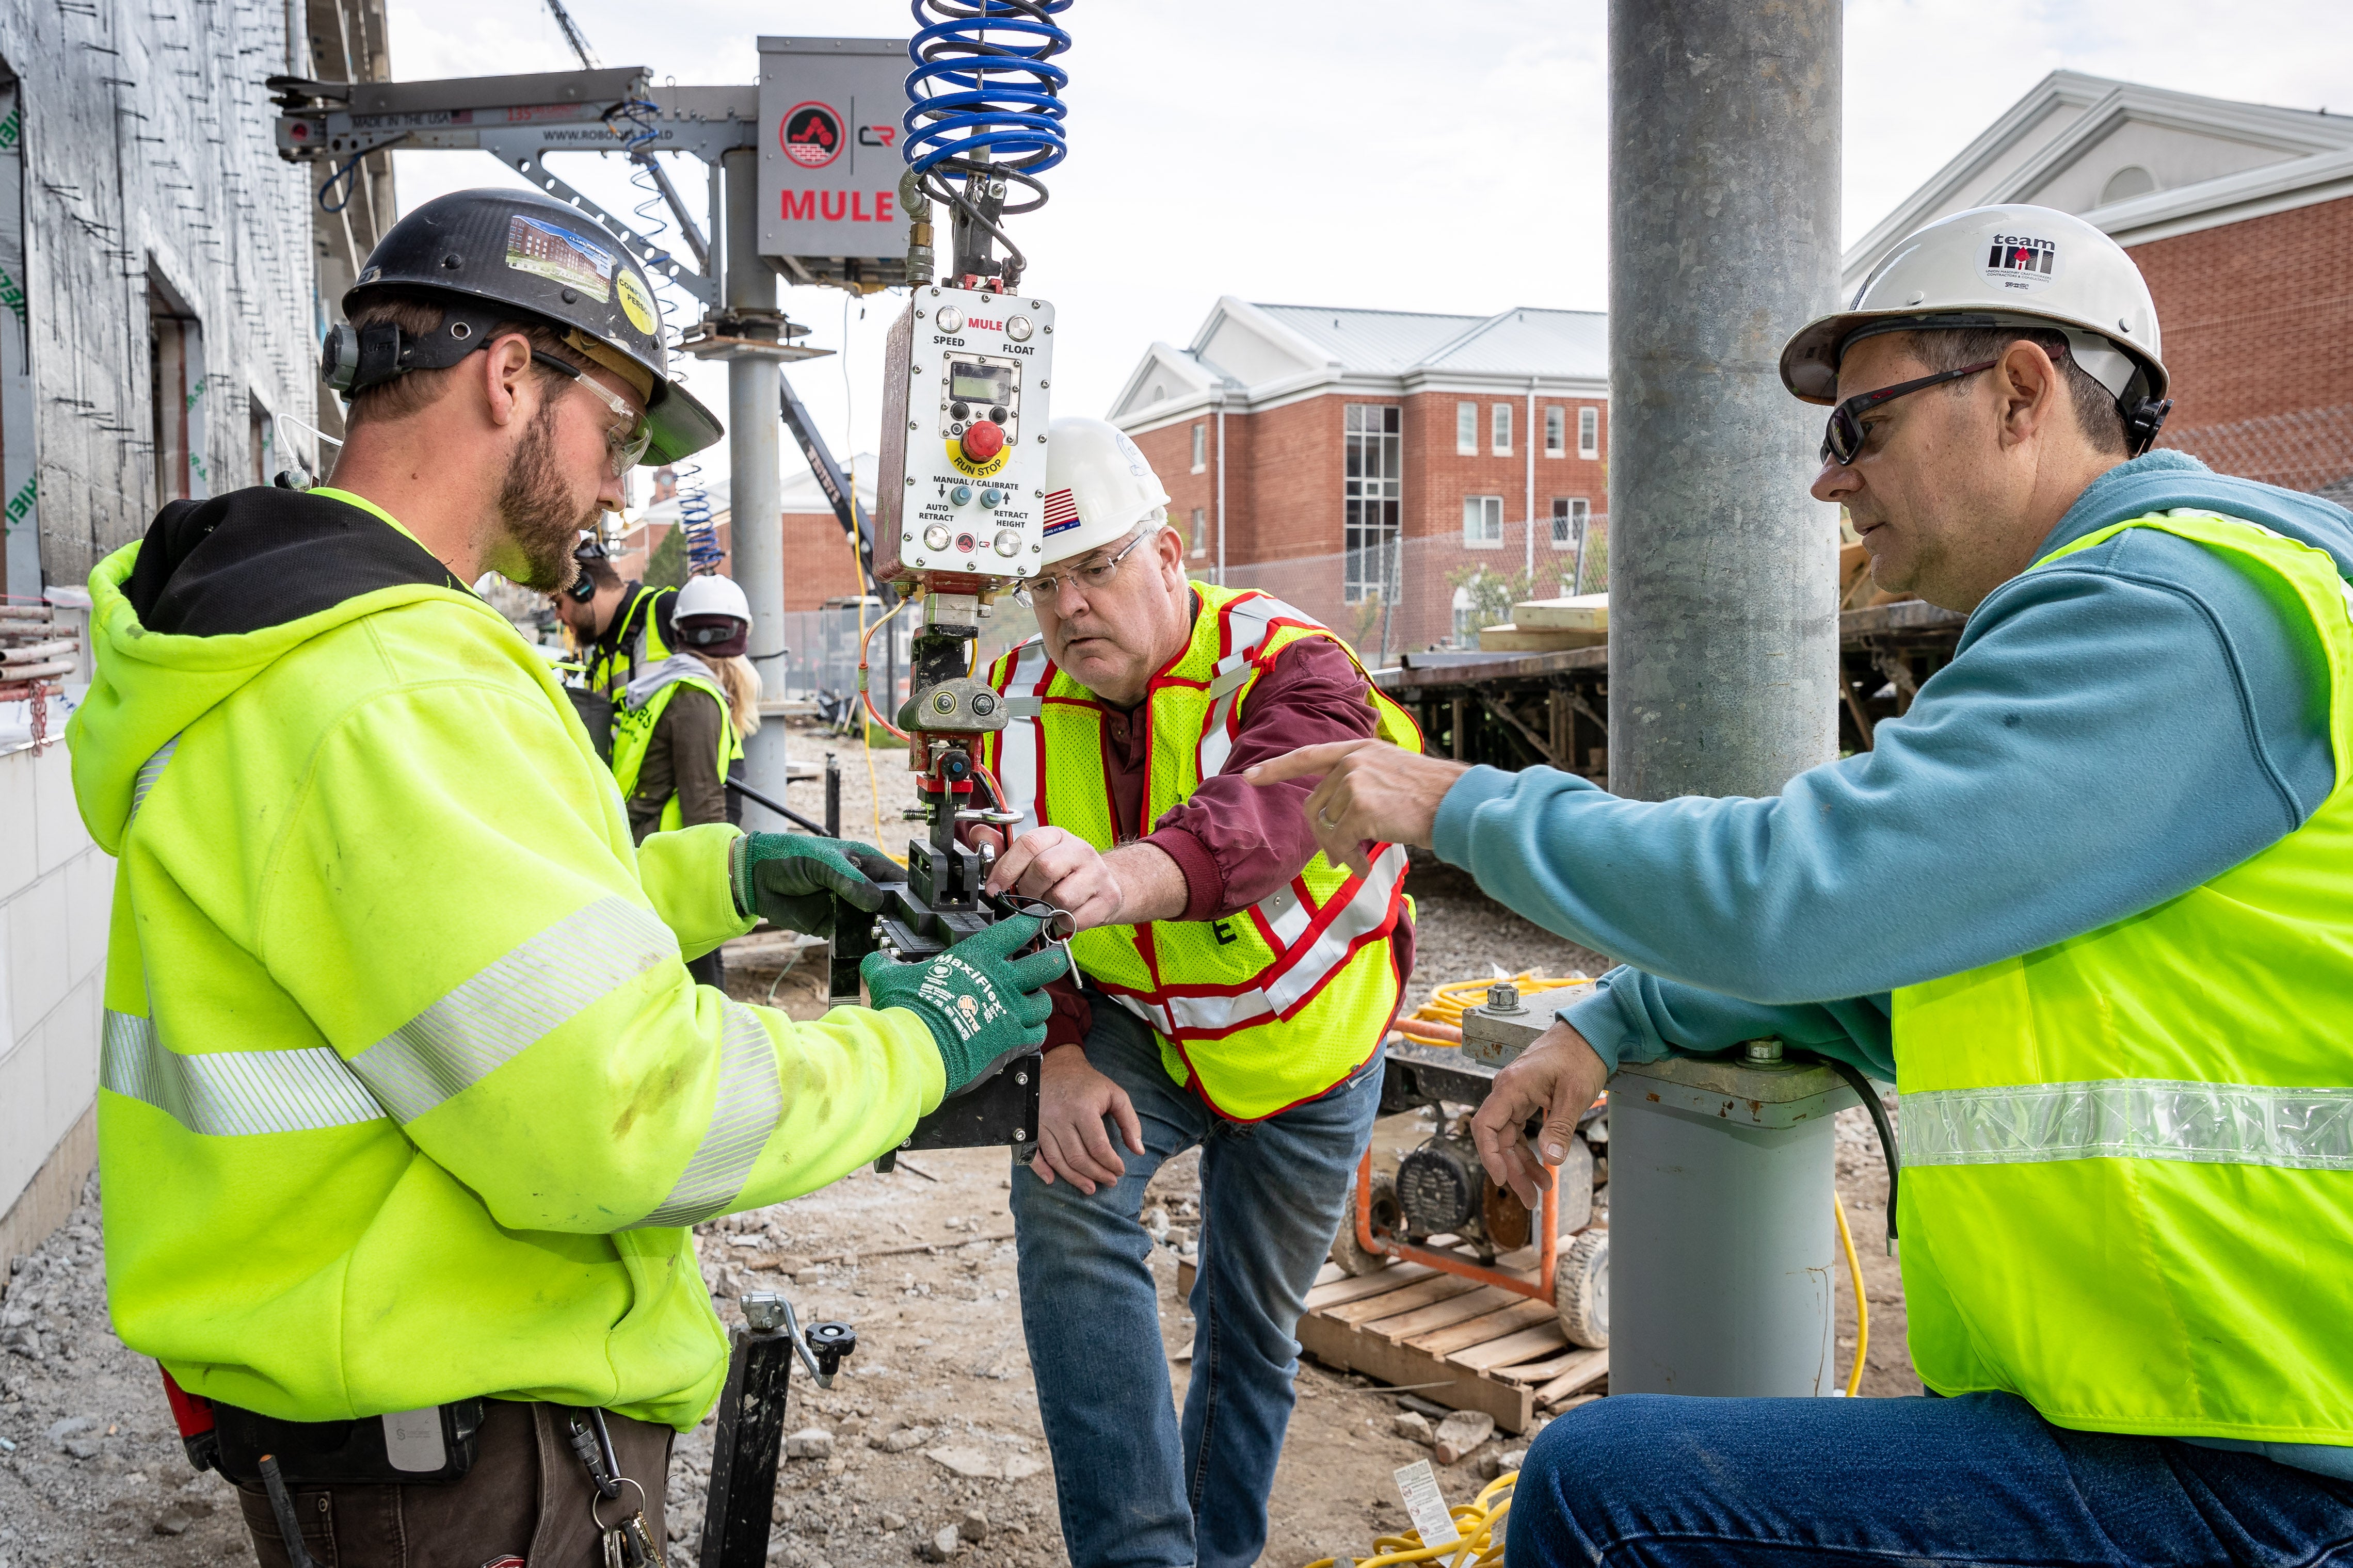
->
<box><xmin>632</xmin><ymin>999</ymin><xmax>785</xmax><ymax>1227</ymax></box>
<box><xmin>1900</xmin><ymin>1079</ymin><xmax>2353</xmax><ymax>1171</ymax></box>
<box><xmin>102</xmin><ymin>1009</ymin><xmax>386</xmax><ymax>1136</ymax></box>
<box><xmin>350</xmin><ymin>896</ymin><xmax>678</xmax><ymax>1123</ymax></box>
<box><xmin>129</xmin><ymin>736</ymin><xmax>180</xmax><ymax>823</ymax></box>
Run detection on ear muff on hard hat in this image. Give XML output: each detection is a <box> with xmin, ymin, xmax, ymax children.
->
<box><xmin>1039</xmin><ymin>416</ymin><xmax>1174</xmax><ymax>566</ymax></box>
<box><xmin>673</xmin><ymin>572</ymin><xmax>751</xmax><ymax>656</ymax></box>
<box><xmin>1779</xmin><ymin>203</ymin><xmax>2173</xmax><ymax>455</ymax></box>
<box><xmin>565</xmin><ymin>530</ymin><xmax>610</xmax><ymax>602</ymax></box>
<box><xmin>331</xmin><ymin>187</ymin><xmax>723</xmax><ymax>465</ymax></box>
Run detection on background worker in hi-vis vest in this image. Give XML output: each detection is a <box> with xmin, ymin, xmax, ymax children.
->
<box><xmin>1254</xmin><ymin>204</ymin><xmax>2353</xmax><ymax>1562</ymax></box>
<box><xmin>972</xmin><ymin>416</ymin><xmax>1423</xmax><ymax>1568</ymax></box>
<box><xmin>66</xmin><ymin>188</ymin><xmax>1062</xmax><ymax>1561</ymax></box>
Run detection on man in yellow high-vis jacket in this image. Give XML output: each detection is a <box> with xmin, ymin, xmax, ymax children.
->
<box><xmin>972</xmin><ymin>416</ymin><xmax>1422</xmax><ymax>1568</ymax></box>
<box><xmin>68</xmin><ymin>189</ymin><xmax>1060</xmax><ymax>1563</ymax></box>
<box><xmin>1255</xmin><ymin>205</ymin><xmax>2353</xmax><ymax>1560</ymax></box>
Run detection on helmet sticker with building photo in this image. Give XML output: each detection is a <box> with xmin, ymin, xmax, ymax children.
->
<box><xmin>1984</xmin><ymin>229</ymin><xmax>2060</xmax><ymax>292</ymax></box>
<box><xmin>504</xmin><ymin>214</ymin><xmax>613</xmax><ymax>302</ymax></box>
<box><xmin>615</xmin><ymin>267</ymin><xmax>657</xmax><ymax>335</ymax></box>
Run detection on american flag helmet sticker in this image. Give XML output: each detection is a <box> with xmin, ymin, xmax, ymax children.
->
<box><xmin>1042</xmin><ymin>488</ymin><xmax>1080</xmax><ymax>536</ymax></box>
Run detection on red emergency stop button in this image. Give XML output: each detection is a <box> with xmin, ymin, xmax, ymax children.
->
<box><xmin>959</xmin><ymin>419</ymin><xmax>1006</xmax><ymax>464</ymax></box>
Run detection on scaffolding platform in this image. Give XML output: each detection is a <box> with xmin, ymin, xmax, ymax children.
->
<box><xmin>1176</xmin><ymin>1254</ymin><xmax>1608</xmax><ymax>1435</ymax></box>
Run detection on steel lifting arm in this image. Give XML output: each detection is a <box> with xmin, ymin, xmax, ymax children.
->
<box><xmin>778</xmin><ymin>373</ymin><xmax>892</xmax><ymax>606</ymax></box>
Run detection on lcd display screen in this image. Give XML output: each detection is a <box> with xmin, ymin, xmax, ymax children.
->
<box><xmin>949</xmin><ymin>362</ymin><xmax>1012</xmax><ymax>406</ymax></box>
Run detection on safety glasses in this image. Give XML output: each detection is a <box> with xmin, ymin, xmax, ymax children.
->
<box><xmin>1012</xmin><ymin>529</ymin><xmax>1154</xmax><ymax>609</ymax></box>
<box><xmin>1819</xmin><ymin>359</ymin><xmax>2000</xmax><ymax>465</ymax></box>
<box><xmin>531</xmin><ymin>351</ymin><xmax>653</xmax><ymax>477</ymax></box>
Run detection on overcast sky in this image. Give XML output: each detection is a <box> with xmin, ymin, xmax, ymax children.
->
<box><xmin>383</xmin><ymin>0</ymin><xmax>2353</xmax><ymax>508</ymax></box>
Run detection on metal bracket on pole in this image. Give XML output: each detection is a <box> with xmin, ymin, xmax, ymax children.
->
<box><xmin>271</xmin><ymin>70</ymin><xmax>761</xmax><ymax>311</ymax></box>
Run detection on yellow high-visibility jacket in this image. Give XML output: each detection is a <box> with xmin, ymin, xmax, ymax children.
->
<box><xmin>69</xmin><ymin>484</ymin><xmax>942</xmax><ymax>1431</ymax></box>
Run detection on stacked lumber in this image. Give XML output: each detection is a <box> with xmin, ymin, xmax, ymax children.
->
<box><xmin>1478</xmin><ymin>593</ymin><xmax>1608</xmax><ymax>653</ymax></box>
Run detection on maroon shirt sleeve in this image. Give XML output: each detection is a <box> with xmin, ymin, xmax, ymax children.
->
<box><xmin>1143</xmin><ymin>636</ymin><xmax>1383</xmax><ymax>922</ymax></box>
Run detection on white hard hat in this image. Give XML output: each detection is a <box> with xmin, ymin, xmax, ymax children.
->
<box><xmin>1040</xmin><ymin>416</ymin><xmax>1171</xmax><ymax>565</ymax></box>
<box><xmin>674</xmin><ymin>571</ymin><xmax>751</xmax><ymax>624</ymax></box>
<box><xmin>1781</xmin><ymin>203</ymin><xmax>2169</xmax><ymax>418</ymax></box>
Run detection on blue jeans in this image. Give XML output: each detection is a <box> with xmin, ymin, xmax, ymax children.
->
<box><xmin>1510</xmin><ymin>1391</ymin><xmax>2353</xmax><ymax>1566</ymax></box>
<box><xmin>1010</xmin><ymin>990</ymin><xmax>1384</xmax><ymax>1568</ymax></box>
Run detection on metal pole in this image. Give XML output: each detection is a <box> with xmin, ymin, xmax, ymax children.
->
<box><xmin>1525</xmin><ymin>378</ymin><xmax>1536</xmax><ymax>583</ymax></box>
<box><xmin>1215</xmin><ymin>394</ymin><xmax>1227</xmax><ymax>588</ymax></box>
<box><xmin>1605</xmin><ymin>0</ymin><xmax>1844</xmax><ymax>1398</ymax></box>
<box><xmin>724</xmin><ymin>145</ymin><xmax>793</xmax><ymax>833</ymax></box>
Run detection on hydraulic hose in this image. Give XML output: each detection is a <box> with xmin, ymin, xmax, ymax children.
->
<box><xmin>1817</xmin><ymin>1055</ymin><xmax>1899</xmax><ymax>1246</ymax></box>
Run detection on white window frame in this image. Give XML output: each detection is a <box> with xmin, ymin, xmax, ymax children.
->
<box><xmin>1344</xmin><ymin>404</ymin><xmax>1403</xmax><ymax>604</ymax></box>
<box><xmin>1191</xmin><ymin>423</ymin><xmax>1206</xmax><ymax>474</ymax></box>
<box><xmin>1456</xmin><ymin>400</ymin><xmax>1477</xmax><ymax>456</ymax></box>
<box><xmin>1578</xmin><ymin>405</ymin><xmax>1599</xmax><ymax>459</ymax></box>
<box><xmin>1545</xmin><ymin>405</ymin><xmax>1565</xmax><ymax>457</ymax></box>
<box><xmin>1463</xmin><ymin>494</ymin><xmax>1504</xmax><ymax>549</ymax></box>
<box><xmin>1190</xmin><ymin>506</ymin><xmax>1208</xmax><ymax>556</ymax></box>
<box><xmin>1549</xmin><ymin>496</ymin><xmax>1590</xmax><ymax>551</ymax></box>
<box><xmin>1492</xmin><ymin>402</ymin><xmax>1512</xmax><ymax>456</ymax></box>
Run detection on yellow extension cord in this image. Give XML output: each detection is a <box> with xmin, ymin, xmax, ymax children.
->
<box><xmin>1391</xmin><ymin>972</ymin><xmax>1593</xmax><ymax>1046</ymax></box>
<box><xmin>1303</xmin><ymin>1470</ymin><xmax>1517</xmax><ymax>1568</ymax></box>
<box><xmin>844</xmin><ymin>502</ymin><xmax>908</xmax><ymax>866</ymax></box>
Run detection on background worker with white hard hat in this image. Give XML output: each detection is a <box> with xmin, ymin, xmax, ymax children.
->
<box><xmin>1251</xmin><ymin>204</ymin><xmax>2353</xmax><ymax>1559</ymax></box>
<box><xmin>66</xmin><ymin>187</ymin><xmax>1063</xmax><ymax>1561</ymax></box>
<box><xmin>613</xmin><ymin>569</ymin><xmax>764</xmax><ymax>986</ymax></box>
<box><xmin>968</xmin><ymin>416</ymin><xmax>1424</xmax><ymax>1568</ymax></box>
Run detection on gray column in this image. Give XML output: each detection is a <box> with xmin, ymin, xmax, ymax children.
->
<box><xmin>1604</xmin><ymin>0</ymin><xmax>1846</xmax><ymax>1397</ymax></box>
<box><xmin>722</xmin><ymin>146</ymin><xmax>792</xmax><ymax>831</ymax></box>
<box><xmin>1607</xmin><ymin>0</ymin><xmax>1842</xmax><ymax>800</ymax></box>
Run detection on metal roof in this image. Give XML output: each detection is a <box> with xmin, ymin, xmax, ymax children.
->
<box><xmin>1247</xmin><ymin>305</ymin><xmax>1488</xmax><ymax>376</ymax></box>
<box><xmin>1423</xmin><ymin>308</ymin><xmax>1608</xmax><ymax>378</ymax></box>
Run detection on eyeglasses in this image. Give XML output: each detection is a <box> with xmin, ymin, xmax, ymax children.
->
<box><xmin>1013</xmin><ymin>529</ymin><xmax>1153</xmax><ymax>608</ymax></box>
<box><xmin>531</xmin><ymin>351</ymin><xmax>652</xmax><ymax>477</ymax></box>
<box><xmin>1819</xmin><ymin>359</ymin><xmax>2001</xmax><ymax>465</ymax></box>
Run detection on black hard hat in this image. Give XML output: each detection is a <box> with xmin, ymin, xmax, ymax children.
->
<box><xmin>332</xmin><ymin>187</ymin><xmax>722</xmax><ymax>465</ymax></box>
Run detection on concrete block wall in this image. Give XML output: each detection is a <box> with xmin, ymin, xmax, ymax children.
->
<box><xmin>0</xmin><ymin>0</ymin><xmax>324</xmax><ymax>591</ymax></box>
<box><xmin>0</xmin><ymin>724</ymin><xmax>110</xmax><ymax>1265</ymax></box>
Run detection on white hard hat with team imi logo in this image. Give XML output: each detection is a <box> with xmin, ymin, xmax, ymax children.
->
<box><xmin>1780</xmin><ymin>203</ymin><xmax>2173</xmax><ymax>455</ymax></box>
<box><xmin>1038</xmin><ymin>416</ymin><xmax>1172</xmax><ymax>566</ymax></box>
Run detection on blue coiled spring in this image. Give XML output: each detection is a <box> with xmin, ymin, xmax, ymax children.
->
<box><xmin>673</xmin><ymin>458</ymin><xmax>725</xmax><ymax>575</ymax></box>
<box><xmin>903</xmin><ymin>0</ymin><xmax>1071</xmax><ymax>216</ymax></box>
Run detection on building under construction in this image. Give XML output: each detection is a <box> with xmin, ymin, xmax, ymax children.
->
<box><xmin>0</xmin><ymin>0</ymin><xmax>392</xmax><ymax>1264</ymax></box>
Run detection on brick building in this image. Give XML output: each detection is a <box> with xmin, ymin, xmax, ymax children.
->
<box><xmin>621</xmin><ymin>456</ymin><xmax>877</xmax><ymax>612</ymax></box>
<box><xmin>1109</xmin><ymin>301</ymin><xmax>1608</xmax><ymax>656</ymax></box>
<box><xmin>1846</xmin><ymin>71</ymin><xmax>2353</xmax><ymax>497</ymax></box>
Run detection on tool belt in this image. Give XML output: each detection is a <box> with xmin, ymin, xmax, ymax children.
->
<box><xmin>162</xmin><ymin>1365</ymin><xmax>483</xmax><ymax>1486</ymax></box>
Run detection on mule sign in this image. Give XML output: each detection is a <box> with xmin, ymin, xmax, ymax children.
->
<box><xmin>757</xmin><ymin>35</ymin><xmax>911</xmax><ymax>287</ymax></box>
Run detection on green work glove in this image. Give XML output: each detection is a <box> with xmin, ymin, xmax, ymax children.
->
<box><xmin>860</xmin><ymin>915</ymin><xmax>1068</xmax><ymax>1095</ymax></box>
<box><xmin>732</xmin><ymin>832</ymin><xmax>899</xmax><ymax>936</ymax></box>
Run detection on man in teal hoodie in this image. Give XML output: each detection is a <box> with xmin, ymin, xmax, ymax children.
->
<box><xmin>1253</xmin><ymin>205</ymin><xmax>2353</xmax><ymax>1560</ymax></box>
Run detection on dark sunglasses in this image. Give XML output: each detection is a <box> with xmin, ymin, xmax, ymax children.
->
<box><xmin>1819</xmin><ymin>359</ymin><xmax>2002</xmax><ymax>465</ymax></box>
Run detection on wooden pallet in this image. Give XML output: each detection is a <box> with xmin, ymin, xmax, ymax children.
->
<box><xmin>1176</xmin><ymin>1255</ymin><xmax>1607</xmax><ymax>1434</ymax></box>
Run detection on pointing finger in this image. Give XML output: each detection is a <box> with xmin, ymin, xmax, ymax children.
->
<box><xmin>1242</xmin><ymin>740</ymin><xmax>1369</xmax><ymax>787</ymax></box>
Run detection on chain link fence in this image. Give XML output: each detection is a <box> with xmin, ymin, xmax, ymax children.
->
<box><xmin>1209</xmin><ymin>518</ymin><xmax>1611</xmax><ymax>665</ymax></box>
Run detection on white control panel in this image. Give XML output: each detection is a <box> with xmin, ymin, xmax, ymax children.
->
<box><xmin>877</xmin><ymin>286</ymin><xmax>1055</xmax><ymax>584</ymax></box>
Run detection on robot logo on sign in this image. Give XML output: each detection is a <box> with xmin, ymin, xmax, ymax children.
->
<box><xmin>781</xmin><ymin>102</ymin><xmax>844</xmax><ymax>169</ymax></box>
